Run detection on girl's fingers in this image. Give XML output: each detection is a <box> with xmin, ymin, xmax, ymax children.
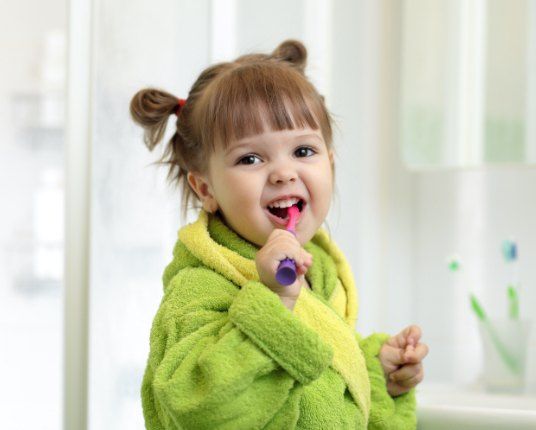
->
<box><xmin>381</xmin><ymin>343</ymin><xmax>407</xmax><ymax>367</ymax></box>
<box><xmin>389</xmin><ymin>325</ymin><xmax>422</xmax><ymax>349</ymax></box>
<box><xmin>296</xmin><ymin>251</ymin><xmax>312</xmax><ymax>268</ymax></box>
<box><xmin>390</xmin><ymin>367</ymin><xmax>424</xmax><ymax>388</ymax></box>
<box><xmin>267</xmin><ymin>231</ymin><xmax>313</xmax><ymax>273</ymax></box>
<box><xmin>389</xmin><ymin>363</ymin><xmax>423</xmax><ymax>384</ymax></box>
<box><xmin>404</xmin><ymin>343</ymin><xmax>429</xmax><ymax>363</ymax></box>
<box><xmin>405</xmin><ymin>325</ymin><xmax>422</xmax><ymax>347</ymax></box>
<box><xmin>299</xmin><ymin>258</ymin><xmax>312</xmax><ymax>274</ymax></box>
<box><xmin>270</xmin><ymin>247</ymin><xmax>311</xmax><ymax>271</ymax></box>
<box><xmin>297</xmin><ymin>264</ymin><xmax>307</xmax><ymax>275</ymax></box>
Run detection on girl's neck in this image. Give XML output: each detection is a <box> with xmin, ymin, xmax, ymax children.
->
<box><xmin>211</xmin><ymin>209</ymin><xmax>261</xmax><ymax>250</ymax></box>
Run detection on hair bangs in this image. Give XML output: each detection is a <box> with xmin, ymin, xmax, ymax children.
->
<box><xmin>206</xmin><ymin>64</ymin><xmax>325</xmax><ymax>151</ymax></box>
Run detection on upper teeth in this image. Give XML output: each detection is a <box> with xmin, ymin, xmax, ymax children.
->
<box><xmin>268</xmin><ymin>197</ymin><xmax>300</xmax><ymax>209</ymax></box>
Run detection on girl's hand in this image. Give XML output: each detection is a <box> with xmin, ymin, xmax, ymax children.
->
<box><xmin>378</xmin><ymin>325</ymin><xmax>429</xmax><ymax>397</ymax></box>
<box><xmin>255</xmin><ymin>229</ymin><xmax>313</xmax><ymax>307</ymax></box>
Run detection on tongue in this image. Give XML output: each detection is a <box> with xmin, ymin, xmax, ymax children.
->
<box><xmin>269</xmin><ymin>203</ymin><xmax>302</xmax><ymax>220</ymax></box>
<box><xmin>270</xmin><ymin>206</ymin><xmax>289</xmax><ymax>219</ymax></box>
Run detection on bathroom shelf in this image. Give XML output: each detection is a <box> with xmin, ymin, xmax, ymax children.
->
<box><xmin>416</xmin><ymin>382</ymin><xmax>536</xmax><ymax>430</ymax></box>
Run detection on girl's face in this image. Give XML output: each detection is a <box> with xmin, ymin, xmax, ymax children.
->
<box><xmin>188</xmin><ymin>124</ymin><xmax>334</xmax><ymax>247</ymax></box>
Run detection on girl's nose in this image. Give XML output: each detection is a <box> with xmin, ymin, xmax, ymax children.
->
<box><xmin>269</xmin><ymin>168</ymin><xmax>297</xmax><ymax>184</ymax></box>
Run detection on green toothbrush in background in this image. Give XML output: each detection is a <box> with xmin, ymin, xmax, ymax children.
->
<box><xmin>502</xmin><ymin>240</ymin><xmax>519</xmax><ymax>320</ymax></box>
<box><xmin>469</xmin><ymin>293</ymin><xmax>520</xmax><ymax>374</ymax></box>
<box><xmin>507</xmin><ymin>286</ymin><xmax>519</xmax><ymax>319</ymax></box>
<box><xmin>447</xmin><ymin>254</ymin><xmax>521</xmax><ymax>374</ymax></box>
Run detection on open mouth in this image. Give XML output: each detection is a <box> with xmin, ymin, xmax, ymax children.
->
<box><xmin>266</xmin><ymin>199</ymin><xmax>305</xmax><ymax>222</ymax></box>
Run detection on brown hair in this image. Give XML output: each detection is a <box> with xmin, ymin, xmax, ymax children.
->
<box><xmin>130</xmin><ymin>39</ymin><xmax>339</xmax><ymax>224</ymax></box>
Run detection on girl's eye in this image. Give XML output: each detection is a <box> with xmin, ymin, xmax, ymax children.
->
<box><xmin>236</xmin><ymin>146</ymin><xmax>316</xmax><ymax>165</ymax></box>
<box><xmin>295</xmin><ymin>146</ymin><xmax>316</xmax><ymax>157</ymax></box>
<box><xmin>237</xmin><ymin>154</ymin><xmax>261</xmax><ymax>165</ymax></box>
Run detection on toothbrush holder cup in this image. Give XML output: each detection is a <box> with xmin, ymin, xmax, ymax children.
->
<box><xmin>477</xmin><ymin>318</ymin><xmax>532</xmax><ymax>394</ymax></box>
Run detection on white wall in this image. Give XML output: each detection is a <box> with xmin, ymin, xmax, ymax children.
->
<box><xmin>329</xmin><ymin>0</ymin><xmax>415</xmax><ymax>338</ymax></box>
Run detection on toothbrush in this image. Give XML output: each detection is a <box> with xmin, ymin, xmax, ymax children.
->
<box><xmin>447</xmin><ymin>254</ymin><xmax>520</xmax><ymax>374</ymax></box>
<box><xmin>470</xmin><ymin>293</ymin><xmax>520</xmax><ymax>374</ymax></box>
<box><xmin>275</xmin><ymin>205</ymin><xmax>300</xmax><ymax>286</ymax></box>
<box><xmin>507</xmin><ymin>286</ymin><xmax>519</xmax><ymax>320</ymax></box>
<box><xmin>502</xmin><ymin>240</ymin><xmax>520</xmax><ymax>320</ymax></box>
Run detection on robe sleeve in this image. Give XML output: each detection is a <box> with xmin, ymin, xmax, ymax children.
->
<box><xmin>355</xmin><ymin>332</ymin><xmax>417</xmax><ymax>429</ymax></box>
<box><xmin>145</xmin><ymin>266</ymin><xmax>333</xmax><ymax>429</ymax></box>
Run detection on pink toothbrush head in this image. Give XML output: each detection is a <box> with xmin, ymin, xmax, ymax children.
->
<box><xmin>286</xmin><ymin>205</ymin><xmax>300</xmax><ymax>234</ymax></box>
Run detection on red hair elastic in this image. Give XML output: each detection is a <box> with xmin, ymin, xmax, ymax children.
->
<box><xmin>175</xmin><ymin>98</ymin><xmax>187</xmax><ymax>116</ymax></box>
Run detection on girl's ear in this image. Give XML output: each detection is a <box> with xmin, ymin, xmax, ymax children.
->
<box><xmin>187</xmin><ymin>171</ymin><xmax>219</xmax><ymax>213</ymax></box>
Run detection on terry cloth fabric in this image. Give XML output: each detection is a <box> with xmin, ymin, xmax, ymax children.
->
<box><xmin>141</xmin><ymin>209</ymin><xmax>417</xmax><ymax>429</ymax></box>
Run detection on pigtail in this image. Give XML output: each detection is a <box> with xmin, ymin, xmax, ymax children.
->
<box><xmin>130</xmin><ymin>87</ymin><xmax>195</xmax><ymax>224</ymax></box>
<box><xmin>129</xmin><ymin>88</ymin><xmax>178</xmax><ymax>151</ymax></box>
<box><xmin>271</xmin><ymin>39</ymin><xmax>307</xmax><ymax>73</ymax></box>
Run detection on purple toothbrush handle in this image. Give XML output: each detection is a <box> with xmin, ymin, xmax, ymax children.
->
<box><xmin>276</xmin><ymin>258</ymin><xmax>297</xmax><ymax>286</ymax></box>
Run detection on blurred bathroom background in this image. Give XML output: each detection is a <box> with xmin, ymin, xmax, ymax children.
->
<box><xmin>1</xmin><ymin>0</ymin><xmax>535</xmax><ymax>429</ymax></box>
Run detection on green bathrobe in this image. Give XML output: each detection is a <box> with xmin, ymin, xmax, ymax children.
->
<box><xmin>141</xmin><ymin>209</ymin><xmax>416</xmax><ymax>429</ymax></box>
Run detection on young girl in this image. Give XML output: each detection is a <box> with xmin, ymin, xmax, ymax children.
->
<box><xmin>131</xmin><ymin>39</ymin><xmax>428</xmax><ymax>429</ymax></box>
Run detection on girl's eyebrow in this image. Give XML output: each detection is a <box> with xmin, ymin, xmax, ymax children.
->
<box><xmin>293</xmin><ymin>133</ymin><xmax>323</xmax><ymax>142</ymax></box>
<box><xmin>225</xmin><ymin>140</ymin><xmax>261</xmax><ymax>155</ymax></box>
<box><xmin>225</xmin><ymin>133</ymin><xmax>322</xmax><ymax>155</ymax></box>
